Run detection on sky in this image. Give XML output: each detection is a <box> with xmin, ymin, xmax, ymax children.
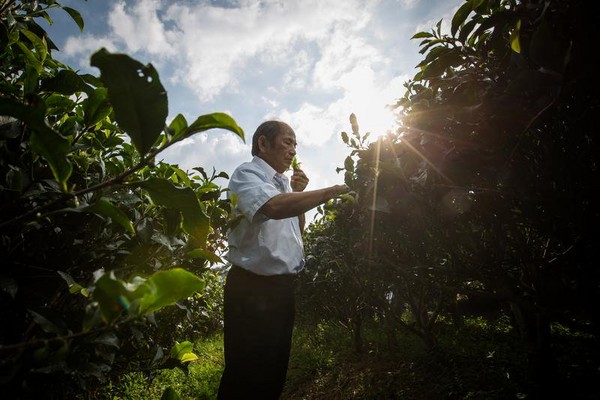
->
<box><xmin>44</xmin><ymin>0</ymin><xmax>463</xmax><ymax>223</ymax></box>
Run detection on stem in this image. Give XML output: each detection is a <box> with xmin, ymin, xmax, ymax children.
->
<box><xmin>0</xmin><ymin>313</ymin><xmax>139</xmax><ymax>353</ymax></box>
<box><xmin>0</xmin><ymin>0</ymin><xmax>17</xmax><ymax>17</ymax></box>
<box><xmin>0</xmin><ymin>154</ymin><xmax>152</xmax><ymax>229</ymax></box>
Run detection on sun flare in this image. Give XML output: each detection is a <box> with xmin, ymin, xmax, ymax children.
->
<box><xmin>340</xmin><ymin>68</ymin><xmax>402</xmax><ymax>143</ymax></box>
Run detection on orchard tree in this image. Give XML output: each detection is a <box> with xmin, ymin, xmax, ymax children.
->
<box><xmin>0</xmin><ymin>1</ymin><xmax>243</xmax><ymax>397</ymax></box>
<box><xmin>302</xmin><ymin>0</ymin><xmax>599</xmax><ymax>397</ymax></box>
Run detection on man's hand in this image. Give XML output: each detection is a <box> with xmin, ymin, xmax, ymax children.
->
<box><xmin>291</xmin><ymin>168</ymin><xmax>309</xmax><ymax>192</ymax></box>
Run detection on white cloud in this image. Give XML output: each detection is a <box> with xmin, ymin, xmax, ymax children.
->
<box><xmin>55</xmin><ymin>0</ymin><xmax>465</xmax><ymax>222</ymax></box>
<box><xmin>109</xmin><ymin>0</ymin><xmax>175</xmax><ymax>56</ymax></box>
<box><xmin>60</xmin><ymin>0</ymin><xmax>381</xmax><ymax>102</ymax></box>
<box><xmin>397</xmin><ymin>0</ymin><xmax>420</xmax><ymax>9</ymax></box>
<box><xmin>278</xmin><ymin>103</ymin><xmax>339</xmax><ymax>147</ymax></box>
<box><xmin>160</xmin><ymin>130</ymin><xmax>248</xmax><ymax>173</ymax></box>
<box><xmin>278</xmin><ymin>64</ymin><xmax>408</xmax><ymax>147</ymax></box>
<box><xmin>312</xmin><ymin>30</ymin><xmax>383</xmax><ymax>91</ymax></box>
<box><xmin>282</xmin><ymin>49</ymin><xmax>311</xmax><ymax>90</ymax></box>
<box><xmin>62</xmin><ymin>35</ymin><xmax>116</xmax><ymax>66</ymax></box>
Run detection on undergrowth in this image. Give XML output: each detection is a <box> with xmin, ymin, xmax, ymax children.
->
<box><xmin>96</xmin><ymin>317</ymin><xmax>598</xmax><ymax>400</ymax></box>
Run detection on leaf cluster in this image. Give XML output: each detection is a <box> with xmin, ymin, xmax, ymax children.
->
<box><xmin>301</xmin><ymin>1</ymin><xmax>600</xmax><ymax>397</ymax></box>
<box><xmin>0</xmin><ymin>1</ymin><xmax>243</xmax><ymax>396</ymax></box>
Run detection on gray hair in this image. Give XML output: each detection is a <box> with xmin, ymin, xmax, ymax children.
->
<box><xmin>251</xmin><ymin>120</ymin><xmax>294</xmax><ymax>156</ymax></box>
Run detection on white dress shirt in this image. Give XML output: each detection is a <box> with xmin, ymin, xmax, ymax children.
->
<box><xmin>226</xmin><ymin>156</ymin><xmax>304</xmax><ymax>275</ymax></box>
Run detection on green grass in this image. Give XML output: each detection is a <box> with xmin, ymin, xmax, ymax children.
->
<box><xmin>98</xmin><ymin>317</ymin><xmax>599</xmax><ymax>400</ymax></box>
<box><xmin>98</xmin><ymin>335</ymin><xmax>224</xmax><ymax>400</ymax></box>
<box><xmin>283</xmin><ymin>319</ymin><xmax>530</xmax><ymax>400</ymax></box>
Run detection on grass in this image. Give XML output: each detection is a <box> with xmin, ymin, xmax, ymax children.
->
<box><xmin>284</xmin><ymin>318</ymin><xmax>530</xmax><ymax>400</ymax></box>
<box><xmin>98</xmin><ymin>335</ymin><xmax>224</xmax><ymax>400</ymax></box>
<box><xmin>97</xmin><ymin>317</ymin><xmax>599</xmax><ymax>400</ymax></box>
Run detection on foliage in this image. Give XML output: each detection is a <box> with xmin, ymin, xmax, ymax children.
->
<box><xmin>0</xmin><ymin>1</ymin><xmax>242</xmax><ymax>397</ymax></box>
<box><xmin>99</xmin><ymin>321</ymin><xmax>600</xmax><ymax>400</ymax></box>
<box><xmin>284</xmin><ymin>320</ymin><xmax>532</xmax><ymax>400</ymax></box>
<box><xmin>300</xmin><ymin>0</ymin><xmax>599</xmax><ymax>398</ymax></box>
<box><xmin>98</xmin><ymin>335</ymin><xmax>224</xmax><ymax>400</ymax></box>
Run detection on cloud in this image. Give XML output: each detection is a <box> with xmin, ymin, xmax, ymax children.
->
<box><xmin>109</xmin><ymin>0</ymin><xmax>175</xmax><ymax>56</ymax></box>
<box><xmin>55</xmin><ymin>0</ymin><xmax>465</xmax><ymax>222</ymax></box>
<box><xmin>61</xmin><ymin>0</ymin><xmax>381</xmax><ymax>102</ymax></box>
<box><xmin>277</xmin><ymin>64</ymin><xmax>408</xmax><ymax>147</ymax></box>
<box><xmin>278</xmin><ymin>102</ymin><xmax>339</xmax><ymax>147</ymax></box>
<box><xmin>62</xmin><ymin>35</ymin><xmax>116</xmax><ymax>67</ymax></box>
<box><xmin>159</xmin><ymin>129</ymin><xmax>248</xmax><ymax>174</ymax></box>
<box><xmin>163</xmin><ymin>0</ymin><xmax>380</xmax><ymax>101</ymax></box>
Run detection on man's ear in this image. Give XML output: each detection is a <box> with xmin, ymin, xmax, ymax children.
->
<box><xmin>257</xmin><ymin>135</ymin><xmax>268</xmax><ymax>154</ymax></box>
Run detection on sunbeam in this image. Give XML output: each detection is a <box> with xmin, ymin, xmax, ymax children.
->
<box><xmin>368</xmin><ymin>138</ymin><xmax>382</xmax><ymax>259</ymax></box>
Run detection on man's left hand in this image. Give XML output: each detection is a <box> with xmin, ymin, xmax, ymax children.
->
<box><xmin>291</xmin><ymin>168</ymin><xmax>309</xmax><ymax>192</ymax></box>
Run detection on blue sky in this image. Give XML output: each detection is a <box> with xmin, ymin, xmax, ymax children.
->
<box><xmin>44</xmin><ymin>0</ymin><xmax>463</xmax><ymax>222</ymax></box>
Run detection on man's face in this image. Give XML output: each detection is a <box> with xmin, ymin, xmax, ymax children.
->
<box><xmin>259</xmin><ymin>129</ymin><xmax>297</xmax><ymax>173</ymax></box>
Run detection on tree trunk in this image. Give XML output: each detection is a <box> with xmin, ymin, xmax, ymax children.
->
<box><xmin>510</xmin><ymin>301</ymin><xmax>564</xmax><ymax>399</ymax></box>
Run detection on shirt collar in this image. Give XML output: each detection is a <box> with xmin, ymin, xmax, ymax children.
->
<box><xmin>252</xmin><ymin>156</ymin><xmax>287</xmax><ymax>182</ymax></box>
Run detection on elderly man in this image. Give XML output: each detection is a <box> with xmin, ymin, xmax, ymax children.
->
<box><xmin>217</xmin><ymin>120</ymin><xmax>348</xmax><ymax>399</ymax></box>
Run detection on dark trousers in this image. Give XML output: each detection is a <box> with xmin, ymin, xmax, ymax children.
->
<box><xmin>217</xmin><ymin>265</ymin><xmax>296</xmax><ymax>400</ymax></box>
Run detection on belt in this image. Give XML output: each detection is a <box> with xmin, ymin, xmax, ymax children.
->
<box><xmin>230</xmin><ymin>265</ymin><xmax>297</xmax><ymax>285</ymax></box>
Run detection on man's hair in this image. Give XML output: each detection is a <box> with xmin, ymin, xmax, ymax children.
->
<box><xmin>251</xmin><ymin>120</ymin><xmax>294</xmax><ymax>156</ymax></box>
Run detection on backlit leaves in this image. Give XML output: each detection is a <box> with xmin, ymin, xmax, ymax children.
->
<box><xmin>91</xmin><ymin>48</ymin><xmax>168</xmax><ymax>157</ymax></box>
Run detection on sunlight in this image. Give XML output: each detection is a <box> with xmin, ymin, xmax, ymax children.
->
<box><xmin>367</xmin><ymin>138</ymin><xmax>382</xmax><ymax>258</ymax></box>
<box><xmin>358</xmin><ymin>100</ymin><xmax>398</xmax><ymax>142</ymax></box>
<box><xmin>338</xmin><ymin>67</ymin><xmax>402</xmax><ymax>142</ymax></box>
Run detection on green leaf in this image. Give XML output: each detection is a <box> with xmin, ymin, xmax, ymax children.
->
<box><xmin>458</xmin><ymin>18</ymin><xmax>479</xmax><ymax>43</ymax></box>
<box><xmin>45</xmin><ymin>93</ymin><xmax>76</xmax><ymax>115</ymax></box>
<box><xmin>0</xmin><ymin>97</ymin><xmax>72</xmax><ymax>191</ymax></box>
<box><xmin>41</xmin><ymin>69</ymin><xmax>92</xmax><ymax>95</ymax></box>
<box><xmin>29</xmin><ymin>131</ymin><xmax>72</xmax><ymax>192</ymax></box>
<box><xmin>180</xmin><ymin>352</ymin><xmax>199</xmax><ymax>362</ymax></box>
<box><xmin>92</xmin><ymin>332</ymin><xmax>120</xmax><ymax>348</ymax></box>
<box><xmin>63</xmin><ymin>6</ymin><xmax>84</xmax><ymax>31</ymax></box>
<box><xmin>57</xmin><ymin>271</ymin><xmax>87</xmax><ymax>296</ymax></box>
<box><xmin>84</xmin><ymin>198</ymin><xmax>135</xmax><ymax>234</ymax></box>
<box><xmin>187</xmin><ymin>248</ymin><xmax>223</xmax><ymax>264</ymax></box>
<box><xmin>349</xmin><ymin>113</ymin><xmax>359</xmax><ymax>136</ymax></box>
<box><xmin>23</xmin><ymin>64</ymin><xmax>39</xmax><ymax>94</ymax></box>
<box><xmin>344</xmin><ymin>156</ymin><xmax>354</xmax><ymax>171</ymax></box>
<box><xmin>421</xmin><ymin>50</ymin><xmax>463</xmax><ymax>79</ymax></box>
<box><xmin>167</xmin><ymin>113</ymin><xmax>188</xmax><ymax>138</ymax></box>
<box><xmin>170</xmin><ymin>340</ymin><xmax>194</xmax><ymax>359</ymax></box>
<box><xmin>510</xmin><ymin>19</ymin><xmax>521</xmax><ymax>54</ymax></box>
<box><xmin>291</xmin><ymin>155</ymin><xmax>302</xmax><ymax>170</ymax></box>
<box><xmin>174</xmin><ymin>112</ymin><xmax>245</xmax><ymax>145</ymax></box>
<box><xmin>411</xmin><ymin>31</ymin><xmax>434</xmax><ymax>39</ymax></box>
<box><xmin>83</xmin><ymin>87</ymin><xmax>112</xmax><ymax>127</ymax></box>
<box><xmin>161</xmin><ymin>387</ymin><xmax>182</xmax><ymax>400</ymax></box>
<box><xmin>93</xmin><ymin>273</ymin><xmax>130</xmax><ymax>323</ymax></box>
<box><xmin>341</xmin><ymin>131</ymin><xmax>349</xmax><ymax>144</ymax></box>
<box><xmin>90</xmin><ymin>48</ymin><xmax>168</xmax><ymax>156</ymax></box>
<box><xmin>451</xmin><ymin>1</ymin><xmax>473</xmax><ymax>37</ymax></box>
<box><xmin>339</xmin><ymin>193</ymin><xmax>357</xmax><ymax>205</ymax></box>
<box><xmin>130</xmin><ymin>178</ymin><xmax>209</xmax><ymax>247</ymax></box>
<box><xmin>29</xmin><ymin>310</ymin><xmax>62</xmax><ymax>334</ymax></box>
<box><xmin>21</xmin><ymin>29</ymin><xmax>47</xmax><ymax>64</ymax></box>
<box><xmin>135</xmin><ymin>268</ymin><xmax>205</xmax><ymax>315</ymax></box>
<box><xmin>16</xmin><ymin>41</ymin><xmax>43</xmax><ymax>73</ymax></box>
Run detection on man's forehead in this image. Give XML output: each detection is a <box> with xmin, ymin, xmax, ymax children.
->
<box><xmin>280</xmin><ymin>129</ymin><xmax>296</xmax><ymax>139</ymax></box>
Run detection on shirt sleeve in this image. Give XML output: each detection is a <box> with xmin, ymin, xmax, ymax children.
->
<box><xmin>229</xmin><ymin>165</ymin><xmax>280</xmax><ymax>222</ymax></box>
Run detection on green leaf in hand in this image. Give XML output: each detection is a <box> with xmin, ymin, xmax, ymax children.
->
<box><xmin>291</xmin><ymin>155</ymin><xmax>302</xmax><ymax>171</ymax></box>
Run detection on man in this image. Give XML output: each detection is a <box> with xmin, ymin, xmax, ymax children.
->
<box><xmin>217</xmin><ymin>120</ymin><xmax>348</xmax><ymax>399</ymax></box>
